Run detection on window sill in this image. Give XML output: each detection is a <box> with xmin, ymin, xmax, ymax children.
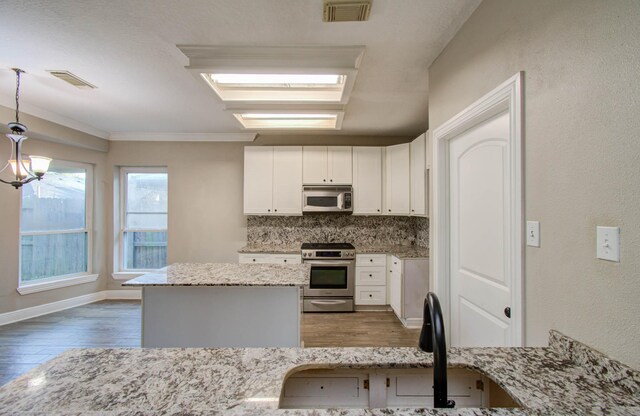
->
<box><xmin>112</xmin><ymin>272</ymin><xmax>145</xmax><ymax>281</ymax></box>
<box><xmin>17</xmin><ymin>273</ymin><xmax>99</xmax><ymax>295</ymax></box>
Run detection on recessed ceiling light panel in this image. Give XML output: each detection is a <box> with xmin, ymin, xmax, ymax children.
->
<box><xmin>233</xmin><ymin>112</ymin><xmax>342</xmax><ymax>129</ymax></box>
<box><xmin>202</xmin><ymin>73</ymin><xmax>346</xmax><ymax>102</ymax></box>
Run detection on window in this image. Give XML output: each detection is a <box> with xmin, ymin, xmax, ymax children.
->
<box><xmin>119</xmin><ymin>168</ymin><xmax>168</xmax><ymax>271</ymax></box>
<box><xmin>19</xmin><ymin>160</ymin><xmax>93</xmax><ymax>286</ymax></box>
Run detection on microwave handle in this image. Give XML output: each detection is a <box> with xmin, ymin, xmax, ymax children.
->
<box><xmin>337</xmin><ymin>193</ymin><xmax>344</xmax><ymax>209</ymax></box>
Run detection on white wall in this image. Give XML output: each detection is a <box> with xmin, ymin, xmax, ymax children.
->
<box><xmin>428</xmin><ymin>0</ymin><xmax>640</xmax><ymax>368</ymax></box>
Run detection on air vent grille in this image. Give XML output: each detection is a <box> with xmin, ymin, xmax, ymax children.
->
<box><xmin>323</xmin><ymin>0</ymin><xmax>371</xmax><ymax>22</ymax></box>
<box><xmin>47</xmin><ymin>70</ymin><xmax>96</xmax><ymax>89</ymax></box>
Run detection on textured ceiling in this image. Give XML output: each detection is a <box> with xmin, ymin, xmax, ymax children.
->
<box><xmin>0</xmin><ymin>0</ymin><xmax>481</xmax><ymax>139</ymax></box>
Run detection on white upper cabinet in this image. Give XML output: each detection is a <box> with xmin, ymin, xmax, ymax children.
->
<box><xmin>327</xmin><ymin>146</ymin><xmax>353</xmax><ymax>184</ymax></box>
<box><xmin>352</xmin><ymin>147</ymin><xmax>382</xmax><ymax>215</ymax></box>
<box><xmin>410</xmin><ymin>133</ymin><xmax>427</xmax><ymax>217</ymax></box>
<box><xmin>273</xmin><ymin>146</ymin><xmax>303</xmax><ymax>214</ymax></box>
<box><xmin>303</xmin><ymin>146</ymin><xmax>352</xmax><ymax>185</ymax></box>
<box><xmin>384</xmin><ymin>143</ymin><xmax>411</xmax><ymax>215</ymax></box>
<box><xmin>244</xmin><ymin>146</ymin><xmax>302</xmax><ymax>215</ymax></box>
<box><xmin>244</xmin><ymin>147</ymin><xmax>273</xmax><ymax>215</ymax></box>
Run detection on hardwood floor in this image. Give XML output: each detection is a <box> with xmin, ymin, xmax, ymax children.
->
<box><xmin>302</xmin><ymin>311</ymin><xmax>420</xmax><ymax>347</ymax></box>
<box><xmin>0</xmin><ymin>301</ymin><xmax>419</xmax><ymax>386</ymax></box>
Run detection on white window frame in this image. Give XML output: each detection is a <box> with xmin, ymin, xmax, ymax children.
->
<box><xmin>17</xmin><ymin>160</ymin><xmax>97</xmax><ymax>295</ymax></box>
<box><xmin>116</xmin><ymin>167</ymin><xmax>168</xmax><ymax>276</ymax></box>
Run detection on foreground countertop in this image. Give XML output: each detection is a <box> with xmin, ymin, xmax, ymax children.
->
<box><xmin>0</xmin><ymin>331</ymin><xmax>638</xmax><ymax>415</ymax></box>
<box><xmin>239</xmin><ymin>244</ymin><xmax>429</xmax><ymax>259</ymax></box>
<box><xmin>122</xmin><ymin>262</ymin><xmax>310</xmax><ymax>287</ymax></box>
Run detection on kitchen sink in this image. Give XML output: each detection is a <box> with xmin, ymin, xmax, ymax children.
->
<box><xmin>279</xmin><ymin>366</ymin><xmax>520</xmax><ymax>409</ymax></box>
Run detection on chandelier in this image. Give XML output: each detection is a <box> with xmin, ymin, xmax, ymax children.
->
<box><xmin>1</xmin><ymin>69</ymin><xmax>51</xmax><ymax>189</ymax></box>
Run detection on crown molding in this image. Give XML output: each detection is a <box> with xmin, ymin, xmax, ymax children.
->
<box><xmin>107</xmin><ymin>132</ymin><xmax>257</xmax><ymax>142</ymax></box>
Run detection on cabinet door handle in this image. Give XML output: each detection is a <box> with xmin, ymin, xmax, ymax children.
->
<box><xmin>283</xmin><ymin>259</ymin><xmax>287</xmax><ymax>263</ymax></box>
<box><xmin>369</xmin><ymin>274</ymin><xmax>372</xmax><ymax>277</ymax></box>
<box><xmin>323</xmin><ymin>179</ymin><xmax>327</xmax><ymax>182</ymax></box>
<box><xmin>252</xmin><ymin>259</ymin><xmax>256</xmax><ymax>262</ymax></box>
<box><xmin>330</xmin><ymin>179</ymin><xmax>333</xmax><ymax>182</ymax></box>
<box><xmin>369</xmin><ymin>294</ymin><xmax>373</xmax><ymax>298</ymax></box>
<box><xmin>369</xmin><ymin>259</ymin><xmax>373</xmax><ymax>262</ymax></box>
<box><xmin>377</xmin><ymin>209</ymin><xmax>380</xmax><ymax>212</ymax></box>
<box><xmin>267</xmin><ymin>209</ymin><xmax>271</xmax><ymax>212</ymax></box>
<box><xmin>504</xmin><ymin>307</ymin><xmax>511</xmax><ymax>318</ymax></box>
<box><xmin>274</xmin><ymin>209</ymin><xmax>277</xmax><ymax>212</ymax></box>
<box><xmin>388</xmin><ymin>209</ymin><xmax>391</xmax><ymax>212</ymax></box>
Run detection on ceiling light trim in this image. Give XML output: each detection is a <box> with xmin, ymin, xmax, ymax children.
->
<box><xmin>178</xmin><ymin>45</ymin><xmax>364</xmax><ymax>106</ymax></box>
<box><xmin>232</xmin><ymin>111</ymin><xmax>344</xmax><ymax>131</ymax></box>
<box><xmin>107</xmin><ymin>132</ymin><xmax>257</xmax><ymax>142</ymax></box>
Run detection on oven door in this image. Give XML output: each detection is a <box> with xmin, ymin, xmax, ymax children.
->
<box><xmin>303</xmin><ymin>259</ymin><xmax>355</xmax><ymax>297</ymax></box>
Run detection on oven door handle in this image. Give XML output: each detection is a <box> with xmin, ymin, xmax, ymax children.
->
<box><xmin>310</xmin><ymin>300</ymin><xmax>348</xmax><ymax>305</ymax></box>
<box><xmin>305</xmin><ymin>260</ymin><xmax>354</xmax><ymax>266</ymax></box>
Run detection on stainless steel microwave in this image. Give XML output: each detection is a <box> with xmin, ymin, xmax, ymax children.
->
<box><xmin>302</xmin><ymin>186</ymin><xmax>353</xmax><ymax>214</ymax></box>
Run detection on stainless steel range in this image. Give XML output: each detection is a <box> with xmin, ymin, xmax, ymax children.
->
<box><xmin>302</xmin><ymin>243</ymin><xmax>355</xmax><ymax>312</ymax></box>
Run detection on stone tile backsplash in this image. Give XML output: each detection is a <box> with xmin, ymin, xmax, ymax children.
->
<box><xmin>247</xmin><ymin>215</ymin><xmax>429</xmax><ymax>247</ymax></box>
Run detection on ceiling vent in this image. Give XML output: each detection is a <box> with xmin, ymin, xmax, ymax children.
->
<box><xmin>323</xmin><ymin>0</ymin><xmax>372</xmax><ymax>22</ymax></box>
<box><xmin>47</xmin><ymin>70</ymin><xmax>96</xmax><ymax>89</ymax></box>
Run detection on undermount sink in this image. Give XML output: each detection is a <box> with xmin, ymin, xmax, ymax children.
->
<box><xmin>279</xmin><ymin>366</ymin><xmax>520</xmax><ymax>410</ymax></box>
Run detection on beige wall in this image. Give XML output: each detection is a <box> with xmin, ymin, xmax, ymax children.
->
<box><xmin>105</xmin><ymin>141</ymin><xmax>248</xmax><ymax>289</ymax></box>
<box><xmin>0</xmin><ymin>138</ymin><xmax>108</xmax><ymax>314</ymax></box>
<box><xmin>428</xmin><ymin>0</ymin><xmax>640</xmax><ymax>368</ymax></box>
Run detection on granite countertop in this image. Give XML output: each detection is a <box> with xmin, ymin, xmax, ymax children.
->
<box><xmin>121</xmin><ymin>262</ymin><xmax>310</xmax><ymax>287</ymax></box>
<box><xmin>0</xmin><ymin>331</ymin><xmax>638</xmax><ymax>415</ymax></box>
<box><xmin>239</xmin><ymin>244</ymin><xmax>429</xmax><ymax>259</ymax></box>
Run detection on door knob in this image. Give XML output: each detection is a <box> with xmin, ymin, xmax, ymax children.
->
<box><xmin>504</xmin><ymin>307</ymin><xmax>511</xmax><ymax>318</ymax></box>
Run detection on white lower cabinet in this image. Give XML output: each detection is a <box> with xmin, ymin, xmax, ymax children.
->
<box><xmin>388</xmin><ymin>255</ymin><xmax>429</xmax><ymax>328</ymax></box>
<box><xmin>355</xmin><ymin>254</ymin><xmax>387</xmax><ymax>305</ymax></box>
<box><xmin>281</xmin><ymin>368</ymin><xmax>494</xmax><ymax>409</ymax></box>
<box><xmin>238</xmin><ymin>253</ymin><xmax>302</xmax><ymax>264</ymax></box>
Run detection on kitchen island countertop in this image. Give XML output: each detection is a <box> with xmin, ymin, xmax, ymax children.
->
<box><xmin>0</xmin><ymin>331</ymin><xmax>638</xmax><ymax>415</ymax></box>
<box><xmin>121</xmin><ymin>262</ymin><xmax>310</xmax><ymax>287</ymax></box>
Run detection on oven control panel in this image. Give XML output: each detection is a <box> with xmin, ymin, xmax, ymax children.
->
<box><xmin>302</xmin><ymin>250</ymin><xmax>355</xmax><ymax>260</ymax></box>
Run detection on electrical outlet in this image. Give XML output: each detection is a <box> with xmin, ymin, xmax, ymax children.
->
<box><xmin>596</xmin><ymin>226</ymin><xmax>620</xmax><ymax>262</ymax></box>
<box><xmin>526</xmin><ymin>221</ymin><xmax>540</xmax><ymax>247</ymax></box>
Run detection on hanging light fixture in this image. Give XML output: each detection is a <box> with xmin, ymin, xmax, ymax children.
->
<box><xmin>0</xmin><ymin>69</ymin><xmax>51</xmax><ymax>189</ymax></box>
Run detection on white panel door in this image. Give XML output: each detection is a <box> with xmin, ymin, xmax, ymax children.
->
<box><xmin>243</xmin><ymin>147</ymin><xmax>273</xmax><ymax>215</ymax></box>
<box><xmin>273</xmin><ymin>146</ymin><xmax>303</xmax><ymax>215</ymax></box>
<box><xmin>410</xmin><ymin>134</ymin><xmax>426</xmax><ymax>216</ymax></box>
<box><xmin>303</xmin><ymin>146</ymin><xmax>328</xmax><ymax>184</ymax></box>
<box><xmin>352</xmin><ymin>147</ymin><xmax>382</xmax><ymax>215</ymax></box>
<box><xmin>385</xmin><ymin>143</ymin><xmax>411</xmax><ymax>215</ymax></box>
<box><xmin>327</xmin><ymin>146</ymin><xmax>353</xmax><ymax>184</ymax></box>
<box><xmin>449</xmin><ymin>112</ymin><xmax>512</xmax><ymax>347</ymax></box>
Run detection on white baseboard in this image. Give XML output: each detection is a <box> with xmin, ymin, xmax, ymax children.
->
<box><xmin>0</xmin><ymin>290</ymin><xmax>141</xmax><ymax>326</ymax></box>
<box><xmin>402</xmin><ymin>317</ymin><xmax>424</xmax><ymax>329</ymax></box>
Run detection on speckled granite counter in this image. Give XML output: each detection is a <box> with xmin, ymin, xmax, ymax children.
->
<box><xmin>122</xmin><ymin>262</ymin><xmax>310</xmax><ymax>287</ymax></box>
<box><xmin>239</xmin><ymin>244</ymin><xmax>428</xmax><ymax>259</ymax></box>
<box><xmin>0</xmin><ymin>331</ymin><xmax>638</xmax><ymax>415</ymax></box>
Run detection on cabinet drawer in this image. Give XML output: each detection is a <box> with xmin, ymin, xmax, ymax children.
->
<box><xmin>284</xmin><ymin>376</ymin><xmax>360</xmax><ymax>398</ymax></box>
<box><xmin>272</xmin><ymin>255</ymin><xmax>302</xmax><ymax>264</ymax></box>
<box><xmin>356</xmin><ymin>254</ymin><xmax>387</xmax><ymax>267</ymax></box>
<box><xmin>356</xmin><ymin>267</ymin><xmax>386</xmax><ymax>285</ymax></box>
<box><xmin>238</xmin><ymin>253</ymin><xmax>301</xmax><ymax>264</ymax></box>
<box><xmin>355</xmin><ymin>286</ymin><xmax>386</xmax><ymax>305</ymax></box>
<box><xmin>238</xmin><ymin>254</ymin><xmax>269</xmax><ymax>264</ymax></box>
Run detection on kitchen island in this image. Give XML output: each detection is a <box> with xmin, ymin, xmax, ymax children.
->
<box><xmin>0</xmin><ymin>331</ymin><xmax>638</xmax><ymax>414</ymax></box>
<box><xmin>122</xmin><ymin>262</ymin><xmax>310</xmax><ymax>348</ymax></box>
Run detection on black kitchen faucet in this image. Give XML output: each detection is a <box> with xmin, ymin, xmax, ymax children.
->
<box><xmin>419</xmin><ymin>292</ymin><xmax>455</xmax><ymax>408</ymax></box>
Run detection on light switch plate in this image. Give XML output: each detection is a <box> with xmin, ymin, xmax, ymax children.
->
<box><xmin>526</xmin><ymin>221</ymin><xmax>540</xmax><ymax>247</ymax></box>
<box><xmin>596</xmin><ymin>226</ymin><xmax>620</xmax><ymax>262</ymax></box>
